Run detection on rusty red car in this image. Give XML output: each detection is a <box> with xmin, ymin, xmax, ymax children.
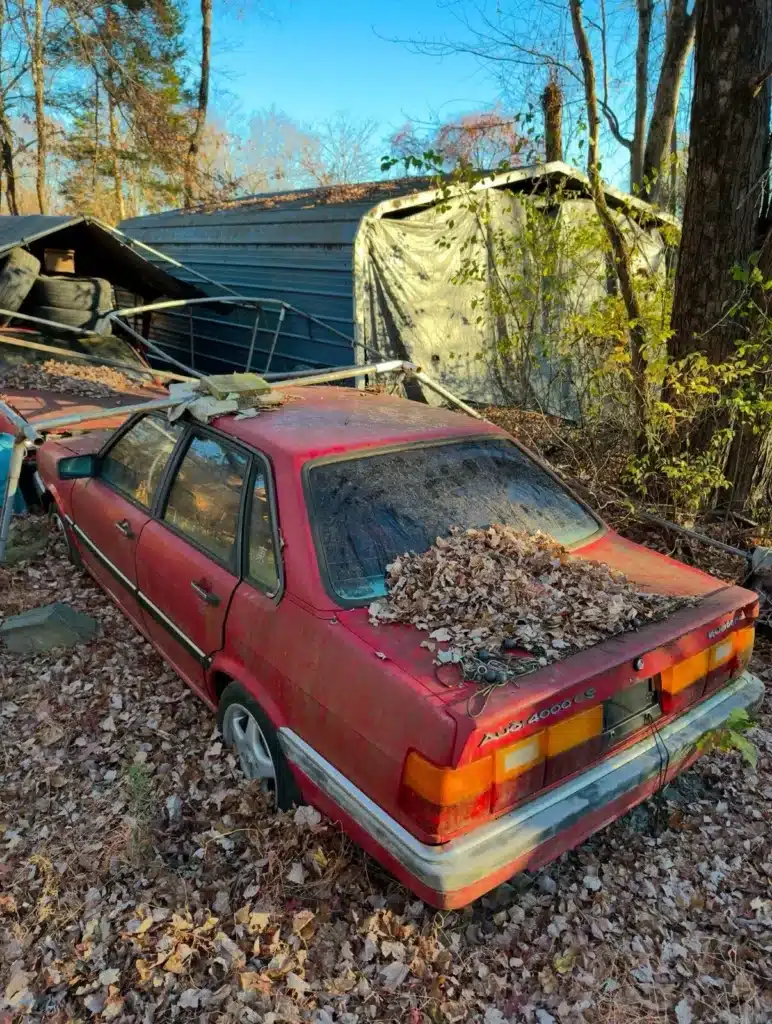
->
<box><xmin>33</xmin><ymin>384</ymin><xmax>763</xmax><ymax>908</ymax></box>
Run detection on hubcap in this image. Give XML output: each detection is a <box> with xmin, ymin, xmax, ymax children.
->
<box><xmin>222</xmin><ymin>704</ymin><xmax>276</xmax><ymax>788</ymax></box>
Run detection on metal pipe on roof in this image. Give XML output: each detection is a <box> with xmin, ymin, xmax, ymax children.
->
<box><xmin>28</xmin><ymin>394</ymin><xmax>187</xmax><ymax>433</ymax></box>
<box><xmin>109</xmin><ymin>315</ymin><xmax>205</xmax><ymax>379</ymax></box>
<box><xmin>0</xmin><ymin>398</ymin><xmax>42</xmax><ymax>442</ymax></box>
<box><xmin>264</xmin><ymin>306</ymin><xmax>286</xmax><ymax>374</ymax></box>
<box><xmin>270</xmin><ymin>360</ymin><xmax>406</xmax><ymax>389</ymax></box>
<box><xmin>409</xmin><ymin>369</ymin><xmax>485</xmax><ymax>421</ymax></box>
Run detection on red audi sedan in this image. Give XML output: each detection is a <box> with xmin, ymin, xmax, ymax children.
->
<box><xmin>34</xmin><ymin>385</ymin><xmax>763</xmax><ymax>908</ymax></box>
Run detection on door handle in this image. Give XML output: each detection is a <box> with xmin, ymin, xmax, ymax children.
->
<box><xmin>115</xmin><ymin>519</ymin><xmax>134</xmax><ymax>538</ymax></box>
<box><xmin>191</xmin><ymin>580</ymin><xmax>220</xmax><ymax>607</ymax></box>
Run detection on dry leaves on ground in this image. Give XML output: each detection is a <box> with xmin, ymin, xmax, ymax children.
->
<box><xmin>1</xmin><ymin>528</ymin><xmax>771</xmax><ymax>1023</ymax></box>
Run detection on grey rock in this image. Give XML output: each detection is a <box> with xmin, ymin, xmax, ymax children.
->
<box><xmin>0</xmin><ymin>601</ymin><xmax>99</xmax><ymax>654</ymax></box>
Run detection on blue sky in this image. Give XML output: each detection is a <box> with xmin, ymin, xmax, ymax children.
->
<box><xmin>209</xmin><ymin>0</ymin><xmax>510</xmax><ymax>141</ymax></box>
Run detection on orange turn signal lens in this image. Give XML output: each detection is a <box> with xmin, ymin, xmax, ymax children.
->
<box><xmin>403</xmin><ymin>751</ymin><xmax>492</xmax><ymax>807</ymax></box>
<box><xmin>733</xmin><ymin>626</ymin><xmax>755</xmax><ymax>668</ymax></box>
<box><xmin>662</xmin><ymin>649</ymin><xmax>710</xmax><ymax>694</ymax></box>
<box><xmin>546</xmin><ymin>704</ymin><xmax>603</xmax><ymax>756</ymax></box>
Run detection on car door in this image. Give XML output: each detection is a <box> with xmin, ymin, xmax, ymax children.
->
<box><xmin>135</xmin><ymin>428</ymin><xmax>250</xmax><ymax>698</ymax></box>
<box><xmin>70</xmin><ymin>415</ymin><xmax>185</xmax><ymax>630</ymax></box>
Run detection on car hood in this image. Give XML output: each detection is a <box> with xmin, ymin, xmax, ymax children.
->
<box><xmin>337</xmin><ymin>530</ymin><xmax>742</xmax><ymax>702</ymax></box>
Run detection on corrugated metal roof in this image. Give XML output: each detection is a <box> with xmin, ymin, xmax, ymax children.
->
<box><xmin>121</xmin><ymin>162</ymin><xmax>678</xmax><ymax>230</ymax></box>
<box><xmin>0</xmin><ymin>215</ymin><xmax>79</xmax><ymax>253</ymax></box>
<box><xmin>0</xmin><ymin>214</ymin><xmax>204</xmax><ymax>300</ymax></box>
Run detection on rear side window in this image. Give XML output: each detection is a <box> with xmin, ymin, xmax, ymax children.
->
<box><xmin>307</xmin><ymin>438</ymin><xmax>600</xmax><ymax>603</ymax></box>
<box><xmin>101</xmin><ymin>415</ymin><xmax>183</xmax><ymax>508</ymax></box>
<box><xmin>163</xmin><ymin>433</ymin><xmax>249</xmax><ymax>567</ymax></box>
<box><xmin>246</xmin><ymin>468</ymin><xmax>280</xmax><ymax>593</ymax></box>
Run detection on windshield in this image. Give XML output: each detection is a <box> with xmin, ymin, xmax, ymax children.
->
<box><xmin>307</xmin><ymin>437</ymin><xmax>601</xmax><ymax>603</ymax></box>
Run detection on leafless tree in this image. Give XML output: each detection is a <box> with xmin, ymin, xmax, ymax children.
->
<box><xmin>299</xmin><ymin>112</ymin><xmax>380</xmax><ymax>186</ymax></box>
<box><xmin>569</xmin><ymin>0</ymin><xmax>647</xmax><ymax>427</ymax></box>
<box><xmin>397</xmin><ymin>0</ymin><xmax>694</xmax><ymax>202</ymax></box>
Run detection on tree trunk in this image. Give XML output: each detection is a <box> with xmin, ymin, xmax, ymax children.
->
<box><xmin>670</xmin><ymin>0</ymin><xmax>772</xmax><ymax>367</ymax></box>
<box><xmin>669</xmin><ymin>0</ymin><xmax>772</xmax><ymax>510</ymax></box>
<box><xmin>0</xmin><ymin>0</ymin><xmax>16</xmax><ymax>215</ymax></box>
<box><xmin>631</xmin><ymin>0</ymin><xmax>652</xmax><ymax>191</ymax></box>
<box><xmin>569</xmin><ymin>0</ymin><xmax>648</xmax><ymax>430</ymax></box>
<box><xmin>183</xmin><ymin>0</ymin><xmax>212</xmax><ymax>208</ymax></box>
<box><xmin>541</xmin><ymin>74</ymin><xmax>563</xmax><ymax>162</ymax></box>
<box><xmin>108</xmin><ymin>91</ymin><xmax>125</xmax><ymax>221</ymax></box>
<box><xmin>641</xmin><ymin>0</ymin><xmax>695</xmax><ymax>203</ymax></box>
<box><xmin>32</xmin><ymin>0</ymin><xmax>46</xmax><ymax>213</ymax></box>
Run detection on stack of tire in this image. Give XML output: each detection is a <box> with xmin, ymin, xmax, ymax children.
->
<box><xmin>0</xmin><ymin>248</ymin><xmax>41</xmax><ymax>325</ymax></box>
<box><xmin>0</xmin><ymin>245</ymin><xmax>115</xmax><ymax>335</ymax></box>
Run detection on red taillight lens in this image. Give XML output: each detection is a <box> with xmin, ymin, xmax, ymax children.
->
<box><xmin>661</xmin><ymin>627</ymin><xmax>754</xmax><ymax>712</ymax></box>
<box><xmin>401</xmin><ymin>707</ymin><xmax>603</xmax><ymax>839</ymax></box>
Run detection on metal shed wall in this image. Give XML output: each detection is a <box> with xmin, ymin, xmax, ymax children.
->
<box><xmin>120</xmin><ymin>180</ymin><xmax>432</xmax><ymax>376</ymax></box>
<box><xmin>120</xmin><ymin>166</ymin><xmax>675</xmax><ymax>381</ymax></box>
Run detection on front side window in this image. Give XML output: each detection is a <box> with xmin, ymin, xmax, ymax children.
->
<box><xmin>246</xmin><ymin>468</ymin><xmax>280</xmax><ymax>593</ymax></box>
<box><xmin>101</xmin><ymin>415</ymin><xmax>183</xmax><ymax>508</ymax></box>
<box><xmin>163</xmin><ymin>433</ymin><xmax>248</xmax><ymax>567</ymax></box>
<box><xmin>307</xmin><ymin>437</ymin><xmax>600</xmax><ymax>603</ymax></box>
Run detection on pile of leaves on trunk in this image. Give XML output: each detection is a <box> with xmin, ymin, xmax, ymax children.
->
<box><xmin>2</xmin><ymin>530</ymin><xmax>772</xmax><ymax>1023</ymax></box>
<box><xmin>369</xmin><ymin>526</ymin><xmax>686</xmax><ymax>678</ymax></box>
<box><xmin>0</xmin><ymin>359</ymin><xmax>148</xmax><ymax>400</ymax></box>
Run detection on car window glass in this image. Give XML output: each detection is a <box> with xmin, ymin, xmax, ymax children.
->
<box><xmin>163</xmin><ymin>434</ymin><xmax>248</xmax><ymax>566</ymax></box>
<box><xmin>247</xmin><ymin>469</ymin><xmax>279</xmax><ymax>592</ymax></box>
<box><xmin>307</xmin><ymin>438</ymin><xmax>600</xmax><ymax>603</ymax></box>
<box><xmin>100</xmin><ymin>415</ymin><xmax>183</xmax><ymax>508</ymax></box>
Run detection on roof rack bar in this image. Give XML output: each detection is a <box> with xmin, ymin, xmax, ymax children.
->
<box><xmin>409</xmin><ymin>368</ymin><xmax>484</xmax><ymax>420</ymax></box>
<box><xmin>270</xmin><ymin>360</ymin><xmax>406</xmax><ymax>389</ymax></box>
<box><xmin>114</xmin><ymin>295</ymin><xmax>366</xmax><ymax>352</ymax></box>
<box><xmin>110</xmin><ymin>315</ymin><xmax>205</xmax><ymax>379</ymax></box>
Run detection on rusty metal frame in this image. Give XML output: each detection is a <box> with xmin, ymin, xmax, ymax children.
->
<box><xmin>0</xmin><ymin>360</ymin><xmax>483</xmax><ymax>562</ymax></box>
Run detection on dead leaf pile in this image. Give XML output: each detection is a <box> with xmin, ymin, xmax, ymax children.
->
<box><xmin>0</xmin><ymin>358</ymin><xmax>148</xmax><ymax>400</ymax></box>
<box><xmin>1</xmin><ymin>525</ymin><xmax>771</xmax><ymax>1023</ymax></box>
<box><xmin>369</xmin><ymin>526</ymin><xmax>684</xmax><ymax>672</ymax></box>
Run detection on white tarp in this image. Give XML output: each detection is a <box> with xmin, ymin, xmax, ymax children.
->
<box><xmin>355</xmin><ymin>187</ymin><xmax>666</xmax><ymax>418</ymax></box>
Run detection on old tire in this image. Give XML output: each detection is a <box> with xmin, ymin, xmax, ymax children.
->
<box><xmin>23</xmin><ymin>304</ymin><xmax>113</xmax><ymax>334</ymax></box>
<box><xmin>217</xmin><ymin>682</ymin><xmax>300</xmax><ymax>810</ymax></box>
<box><xmin>0</xmin><ymin>248</ymin><xmax>41</xmax><ymax>324</ymax></box>
<box><xmin>28</xmin><ymin>275</ymin><xmax>114</xmax><ymax>313</ymax></box>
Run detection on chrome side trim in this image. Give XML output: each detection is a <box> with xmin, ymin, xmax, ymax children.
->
<box><xmin>279</xmin><ymin>671</ymin><xmax>764</xmax><ymax>895</ymax></box>
<box><xmin>70</xmin><ymin>519</ymin><xmax>207</xmax><ymax>662</ymax></box>
<box><xmin>71</xmin><ymin>520</ymin><xmax>137</xmax><ymax>593</ymax></box>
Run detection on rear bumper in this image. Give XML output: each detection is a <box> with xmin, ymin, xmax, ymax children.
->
<box><xmin>279</xmin><ymin>670</ymin><xmax>764</xmax><ymax>907</ymax></box>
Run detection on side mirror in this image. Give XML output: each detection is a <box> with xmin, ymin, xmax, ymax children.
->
<box><xmin>58</xmin><ymin>454</ymin><xmax>99</xmax><ymax>480</ymax></box>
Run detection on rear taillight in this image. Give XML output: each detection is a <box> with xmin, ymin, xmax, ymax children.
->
<box><xmin>661</xmin><ymin>626</ymin><xmax>754</xmax><ymax>712</ymax></box>
<box><xmin>402</xmin><ymin>626</ymin><xmax>755</xmax><ymax>842</ymax></box>
<box><xmin>400</xmin><ymin>704</ymin><xmax>603</xmax><ymax>840</ymax></box>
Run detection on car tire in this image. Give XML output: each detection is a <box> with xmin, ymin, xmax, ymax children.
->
<box><xmin>22</xmin><ymin>304</ymin><xmax>113</xmax><ymax>334</ymax></box>
<box><xmin>27</xmin><ymin>275</ymin><xmax>114</xmax><ymax>313</ymax></box>
<box><xmin>0</xmin><ymin>248</ymin><xmax>41</xmax><ymax>325</ymax></box>
<box><xmin>217</xmin><ymin>682</ymin><xmax>300</xmax><ymax>810</ymax></box>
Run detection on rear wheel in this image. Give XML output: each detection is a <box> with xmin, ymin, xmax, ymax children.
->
<box><xmin>218</xmin><ymin>682</ymin><xmax>300</xmax><ymax>810</ymax></box>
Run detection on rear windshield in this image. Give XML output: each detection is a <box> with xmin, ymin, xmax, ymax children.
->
<box><xmin>307</xmin><ymin>437</ymin><xmax>601</xmax><ymax>603</ymax></box>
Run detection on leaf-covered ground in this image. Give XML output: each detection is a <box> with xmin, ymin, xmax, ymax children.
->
<box><xmin>2</xmin><ymin>533</ymin><xmax>772</xmax><ymax>1023</ymax></box>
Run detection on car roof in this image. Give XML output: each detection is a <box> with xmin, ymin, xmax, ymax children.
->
<box><xmin>212</xmin><ymin>385</ymin><xmax>503</xmax><ymax>459</ymax></box>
